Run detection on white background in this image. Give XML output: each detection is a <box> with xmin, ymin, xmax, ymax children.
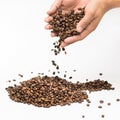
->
<box><xmin>0</xmin><ymin>0</ymin><xmax>120</xmax><ymax>120</ymax></box>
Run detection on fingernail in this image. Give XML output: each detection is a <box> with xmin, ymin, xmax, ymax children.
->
<box><xmin>77</xmin><ymin>26</ymin><xmax>83</xmax><ymax>32</ymax></box>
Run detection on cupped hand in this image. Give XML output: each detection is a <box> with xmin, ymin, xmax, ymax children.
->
<box><xmin>45</xmin><ymin>0</ymin><xmax>112</xmax><ymax>47</ymax></box>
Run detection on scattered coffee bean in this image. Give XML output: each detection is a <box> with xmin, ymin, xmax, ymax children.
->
<box><xmin>101</xmin><ymin>114</ymin><xmax>105</xmax><ymax>118</ymax></box>
<box><xmin>73</xmin><ymin>70</ymin><xmax>76</xmax><ymax>72</ymax></box>
<box><xmin>86</xmin><ymin>99</ymin><xmax>91</xmax><ymax>103</ymax></box>
<box><xmin>86</xmin><ymin>103</ymin><xmax>90</xmax><ymax>107</ymax></box>
<box><xmin>56</xmin><ymin>66</ymin><xmax>59</xmax><ymax>70</ymax></box>
<box><xmin>18</xmin><ymin>74</ymin><xmax>23</xmax><ymax>77</ymax></box>
<box><xmin>107</xmin><ymin>102</ymin><xmax>111</xmax><ymax>106</ymax></box>
<box><xmin>82</xmin><ymin>115</ymin><xmax>85</xmax><ymax>118</ymax></box>
<box><xmin>69</xmin><ymin>76</ymin><xmax>72</xmax><ymax>79</ymax></box>
<box><xmin>99</xmin><ymin>100</ymin><xmax>104</xmax><ymax>104</ymax></box>
<box><xmin>98</xmin><ymin>105</ymin><xmax>102</xmax><ymax>108</ymax></box>
<box><xmin>99</xmin><ymin>73</ymin><xmax>103</xmax><ymax>76</ymax></box>
<box><xmin>41</xmin><ymin>73</ymin><xmax>44</xmax><ymax>75</ymax></box>
<box><xmin>53</xmin><ymin>72</ymin><xmax>55</xmax><ymax>75</ymax></box>
<box><xmin>64</xmin><ymin>74</ymin><xmax>66</xmax><ymax>78</ymax></box>
<box><xmin>116</xmin><ymin>98</ymin><xmax>120</xmax><ymax>102</ymax></box>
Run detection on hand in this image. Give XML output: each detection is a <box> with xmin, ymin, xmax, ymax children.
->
<box><xmin>45</xmin><ymin>0</ymin><xmax>120</xmax><ymax>47</ymax></box>
<box><xmin>45</xmin><ymin>0</ymin><xmax>87</xmax><ymax>37</ymax></box>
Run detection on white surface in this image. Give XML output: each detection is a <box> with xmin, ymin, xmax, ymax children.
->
<box><xmin>0</xmin><ymin>0</ymin><xmax>120</xmax><ymax>120</ymax></box>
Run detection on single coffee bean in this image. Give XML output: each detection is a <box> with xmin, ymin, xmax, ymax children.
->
<box><xmin>99</xmin><ymin>100</ymin><xmax>104</xmax><ymax>104</ymax></box>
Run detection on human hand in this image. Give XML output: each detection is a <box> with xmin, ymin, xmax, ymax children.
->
<box><xmin>45</xmin><ymin>0</ymin><xmax>119</xmax><ymax>47</ymax></box>
<box><xmin>45</xmin><ymin>0</ymin><xmax>87</xmax><ymax>36</ymax></box>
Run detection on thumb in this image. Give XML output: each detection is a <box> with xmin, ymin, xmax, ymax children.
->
<box><xmin>77</xmin><ymin>12</ymin><xmax>94</xmax><ymax>32</ymax></box>
<box><xmin>47</xmin><ymin>0</ymin><xmax>62</xmax><ymax>15</ymax></box>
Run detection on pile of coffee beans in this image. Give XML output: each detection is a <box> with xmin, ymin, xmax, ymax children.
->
<box><xmin>77</xmin><ymin>80</ymin><xmax>114</xmax><ymax>92</ymax></box>
<box><xmin>49</xmin><ymin>7</ymin><xmax>85</xmax><ymax>55</ymax></box>
<box><xmin>6</xmin><ymin>75</ymin><xmax>114</xmax><ymax>108</ymax></box>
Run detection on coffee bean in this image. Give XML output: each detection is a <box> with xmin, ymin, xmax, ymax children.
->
<box><xmin>7</xmin><ymin>80</ymin><xmax>11</xmax><ymax>83</ymax></box>
<box><xmin>98</xmin><ymin>105</ymin><xmax>102</xmax><ymax>108</ymax></box>
<box><xmin>99</xmin><ymin>73</ymin><xmax>103</xmax><ymax>76</ymax></box>
<box><xmin>18</xmin><ymin>74</ymin><xmax>23</xmax><ymax>77</ymax></box>
<box><xmin>69</xmin><ymin>76</ymin><xmax>72</xmax><ymax>79</ymax></box>
<box><xmin>101</xmin><ymin>114</ymin><xmax>105</xmax><ymax>118</ymax></box>
<box><xmin>107</xmin><ymin>102</ymin><xmax>111</xmax><ymax>106</ymax></box>
<box><xmin>53</xmin><ymin>72</ymin><xmax>55</xmax><ymax>75</ymax></box>
<box><xmin>99</xmin><ymin>100</ymin><xmax>104</xmax><ymax>104</ymax></box>
<box><xmin>64</xmin><ymin>74</ymin><xmax>66</xmax><ymax>78</ymax></box>
<box><xmin>82</xmin><ymin>115</ymin><xmax>85</xmax><ymax>118</ymax></box>
<box><xmin>13</xmin><ymin>79</ymin><xmax>16</xmax><ymax>82</ymax></box>
<box><xmin>116</xmin><ymin>98</ymin><xmax>120</xmax><ymax>102</ymax></box>
<box><xmin>86</xmin><ymin>103</ymin><xmax>90</xmax><ymax>107</ymax></box>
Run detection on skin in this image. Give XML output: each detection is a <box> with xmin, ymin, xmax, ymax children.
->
<box><xmin>45</xmin><ymin>0</ymin><xmax>120</xmax><ymax>47</ymax></box>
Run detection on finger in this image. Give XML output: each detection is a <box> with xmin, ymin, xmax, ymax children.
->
<box><xmin>77</xmin><ymin>10</ymin><xmax>95</xmax><ymax>32</ymax></box>
<box><xmin>77</xmin><ymin>18</ymin><xmax>100</xmax><ymax>40</ymax></box>
<box><xmin>51</xmin><ymin>32</ymin><xmax>56</xmax><ymax>37</ymax></box>
<box><xmin>47</xmin><ymin>0</ymin><xmax>62</xmax><ymax>15</ymax></box>
<box><xmin>44</xmin><ymin>16</ymin><xmax>53</xmax><ymax>23</ymax></box>
<box><xmin>60</xmin><ymin>42</ymin><xmax>68</xmax><ymax>48</ymax></box>
<box><xmin>62</xmin><ymin>18</ymin><xmax>99</xmax><ymax>47</ymax></box>
<box><xmin>61</xmin><ymin>35</ymin><xmax>81</xmax><ymax>47</ymax></box>
<box><xmin>45</xmin><ymin>24</ymin><xmax>53</xmax><ymax>30</ymax></box>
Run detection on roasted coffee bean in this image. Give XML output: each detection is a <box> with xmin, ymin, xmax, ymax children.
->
<box><xmin>86</xmin><ymin>103</ymin><xmax>90</xmax><ymax>107</ymax></box>
<box><xmin>107</xmin><ymin>102</ymin><xmax>111</xmax><ymax>106</ymax></box>
<box><xmin>116</xmin><ymin>98</ymin><xmax>120</xmax><ymax>102</ymax></box>
<box><xmin>73</xmin><ymin>70</ymin><xmax>76</xmax><ymax>72</ymax></box>
<box><xmin>98</xmin><ymin>105</ymin><xmax>102</xmax><ymax>108</ymax></box>
<box><xmin>51</xmin><ymin>60</ymin><xmax>57</xmax><ymax>66</ymax></box>
<box><xmin>82</xmin><ymin>115</ymin><xmax>85</xmax><ymax>118</ymax></box>
<box><xmin>13</xmin><ymin>79</ymin><xmax>16</xmax><ymax>82</ymax></box>
<box><xmin>99</xmin><ymin>100</ymin><xmax>104</xmax><ymax>104</ymax></box>
<box><xmin>18</xmin><ymin>74</ymin><xmax>23</xmax><ymax>77</ymax></box>
<box><xmin>69</xmin><ymin>76</ymin><xmax>72</xmax><ymax>79</ymax></box>
<box><xmin>99</xmin><ymin>73</ymin><xmax>103</xmax><ymax>76</ymax></box>
<box><xmin>64</xmin><ymin>74</ymin><xmax>66</xmax><ymax>78</ymax></box>
<box><xmin>101</xmin><ymin>114</ymin><xmax>105</xmax><ymax>118</ymax></box>
<box><xmin>7</xmin><ymin>80</ymin><xmax>11</xmax><ymax>83</ymax></box>
<box><xmin>53</xmin><ymin>72</ymin><xmax>55</xmax><ymax>75</ymax></box>
<box><xmin>56</xmin><ymin>66</ymin><xmax>59</xmax><ymax>70</ymax></box>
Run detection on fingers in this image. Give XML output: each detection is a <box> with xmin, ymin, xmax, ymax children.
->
<box><xmin>51</xmin><ymin>32</ymin><xmax>56</xmax><ymax>37</ymax></box>
<box><xmin>45</xmin><ymin>24</ymin><xmax>53</xmax><ymax>30</ymax></box>
<box><xmin>61</xmin><ymin>18</ymin><xmax>100</xmax><ymax>47</ymax></box>
<box><xmin>44</xmin><ymin>16</ymin><xmax>53</xmax><ymax>30</ymax></box>
<box><xmin>47</xmin><ymin>0</ymin><xmax>62</xmax><ymax>15</ymax></box>
<box><xmin>76</xmin><ymin>10</ymin><xmax>95</xmax><ymax>33</ymax></box>
<box><xmin>44</xmin><ymin>16</ymin><xmax>52</xmax><ymax>23</ymax></box>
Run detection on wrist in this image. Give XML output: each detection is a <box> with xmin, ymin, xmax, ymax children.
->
<box><xmin>106</xmin><ymin>0</ymin><xmax>120</xmax><ymax>10</ymax></box>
